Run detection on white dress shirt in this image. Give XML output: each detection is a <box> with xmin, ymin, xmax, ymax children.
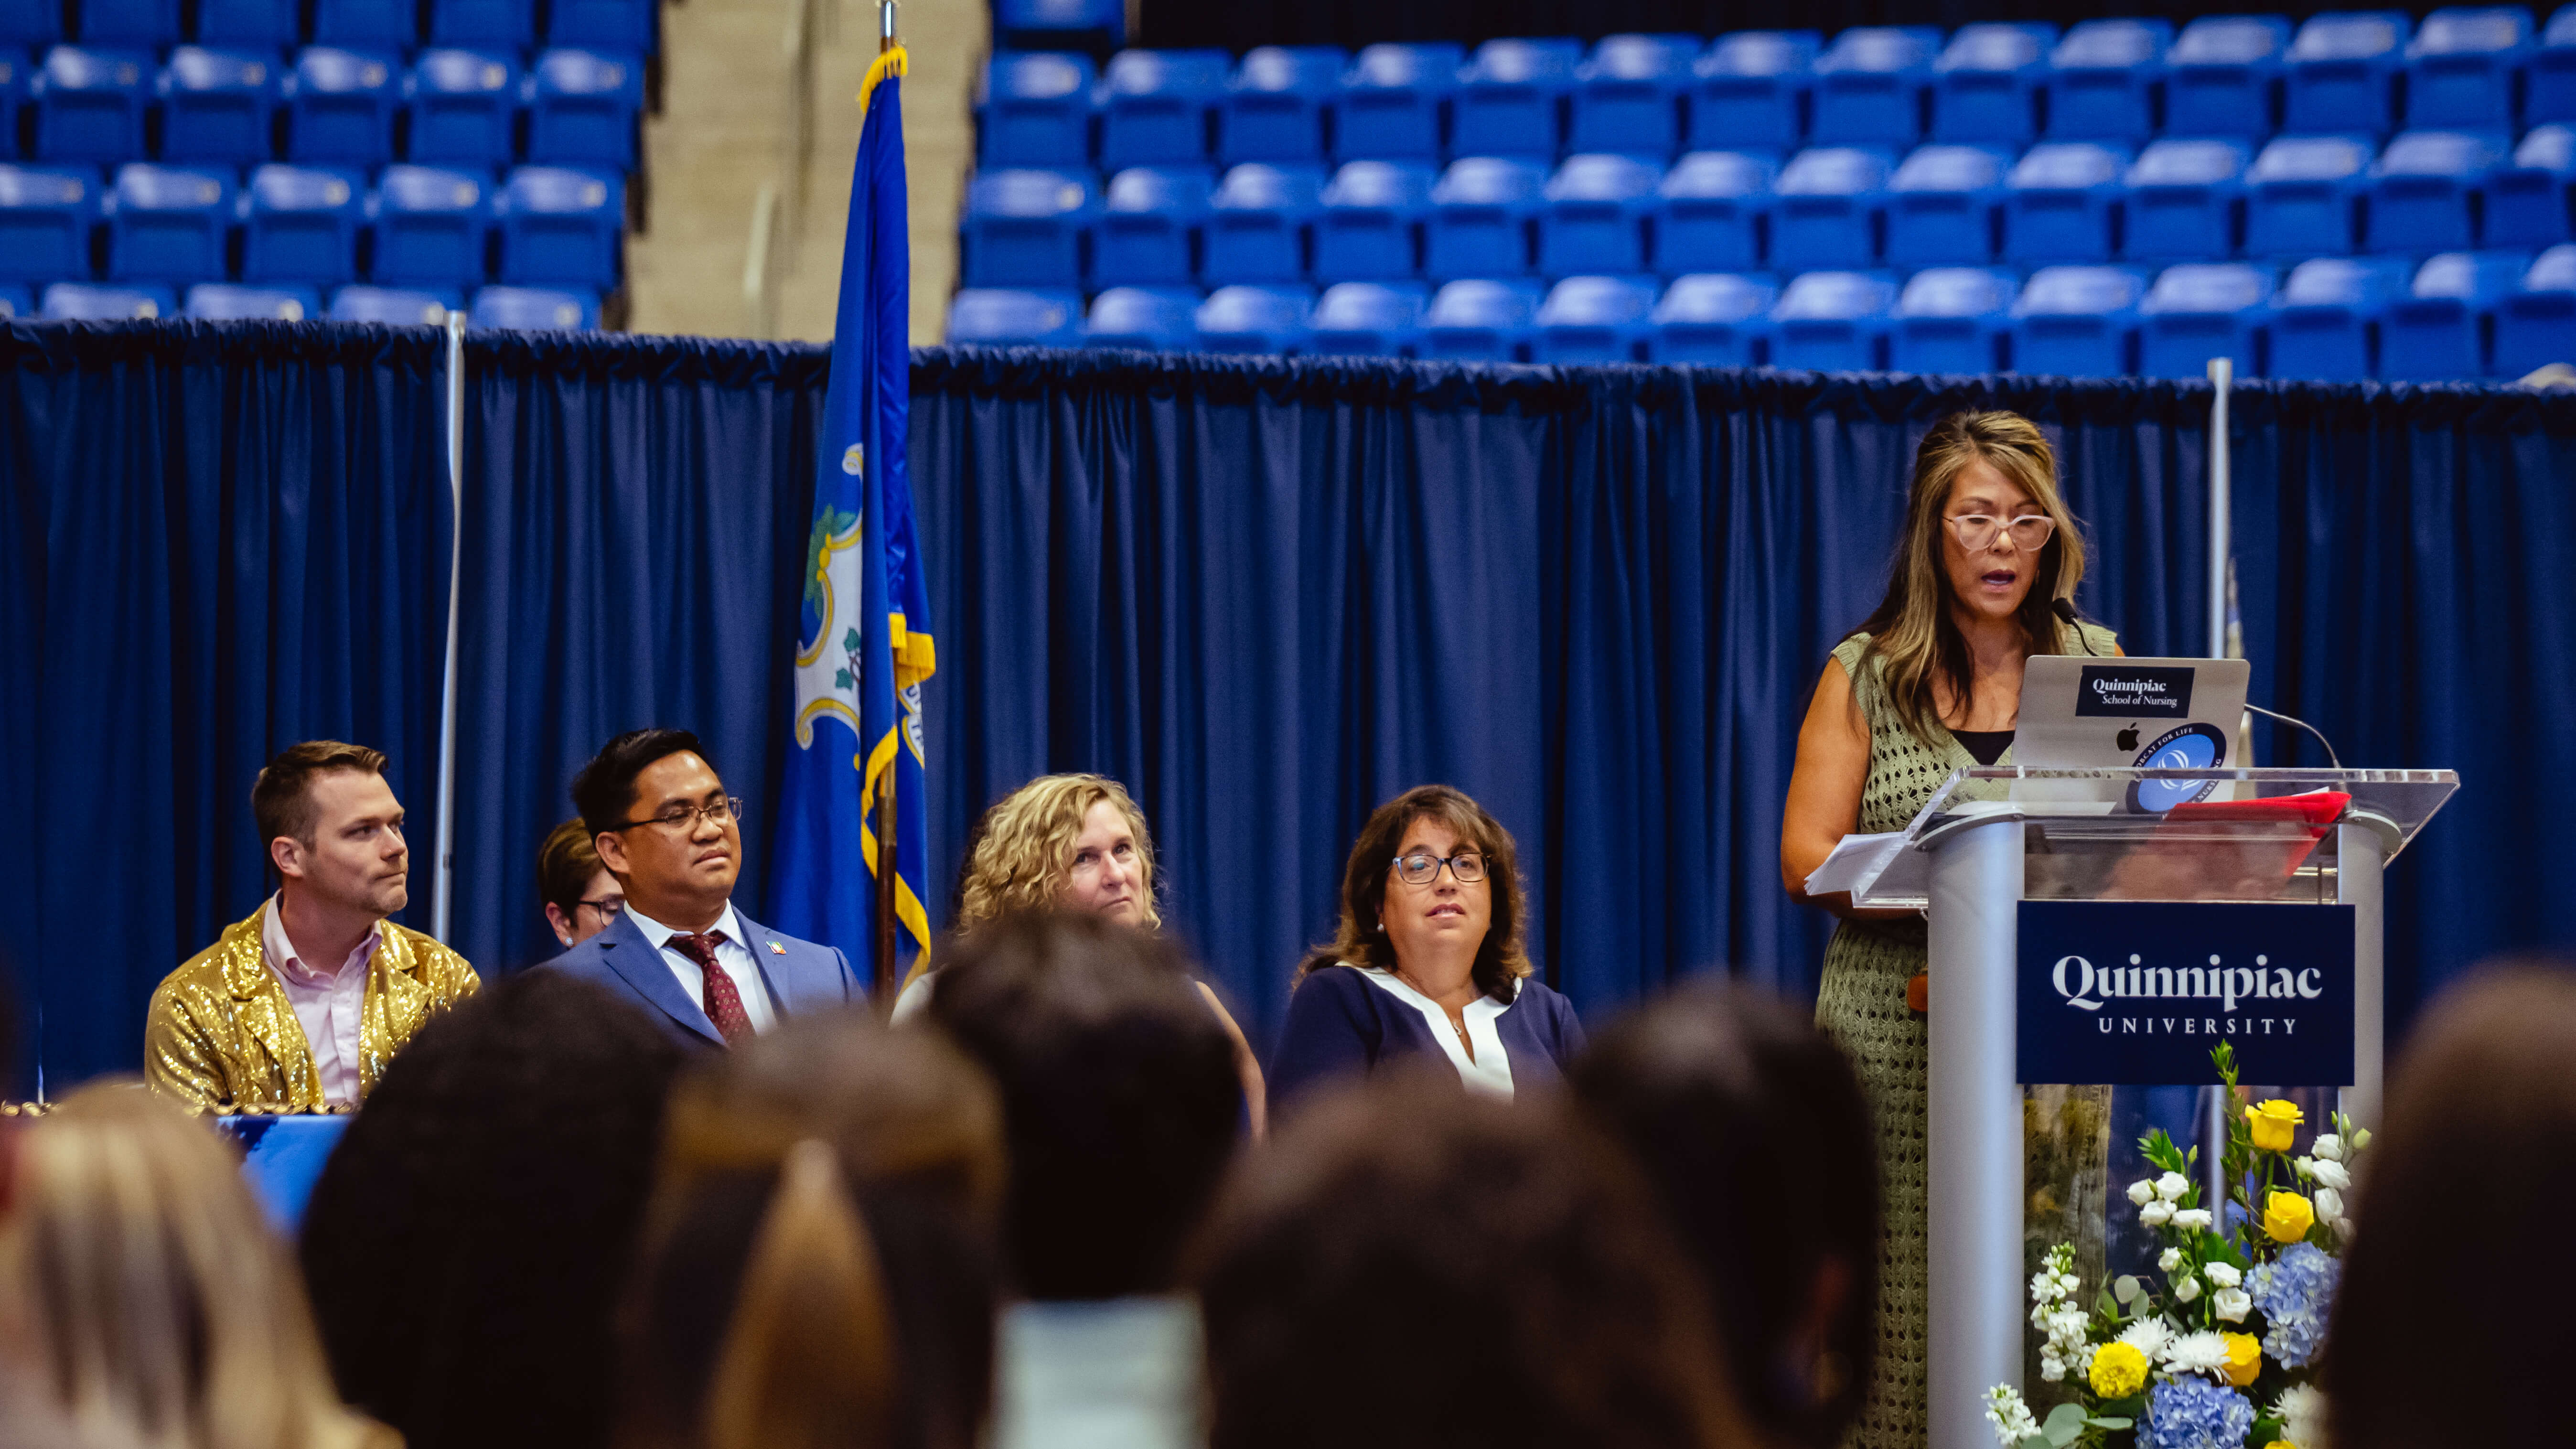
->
<box><xmin>1358</xmin><ymin>966</ymin><xmax>1518</xmax><ymax>1098</ymax></box>
<box><xmin>623</xmin><ymin>902</ymin><xmax>780</xmax><ymax>1035</ymax></box>
<box><xmin>260</xmin><ymin>893</ymin><xmax>378</xmax><ymax>1106</ymax></box>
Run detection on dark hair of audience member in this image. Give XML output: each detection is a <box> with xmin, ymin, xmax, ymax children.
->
<box><xmin>617</xmin><ymin>1010</ymin><xmax>1007</xmax><ymax>1449</ymax></box>
<box><xmin>927</xmin><ymin>910</ymin><xmax>1243</xmax><ymax>1300</ymax></box>
<box><xmin>1190</xmin><ymin>1072</ymin><xmax>1753</xmax><ymax>1449</ymax></box>
<box><xmin>2325</xmin><ymin>963</ymin><xmax>2576</xmax><ymax>1449</ymax></box>
<box><xmin>572</xmin><ymin>728</ymin><xmax>709</xmax><ymax>836</ymax></box>
<box><xmin>1569</xmin><ymin>982</ymin><xmax>1879</xmax><ymax>1449</ymax></box>
<box><xmin>298</xmin><ymin>969</ymin><xmax>686</xmax><ymax>1449</ymax></box>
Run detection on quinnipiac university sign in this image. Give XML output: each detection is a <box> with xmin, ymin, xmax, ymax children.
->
<box><xmin>2016</xmin><ymin>901</ymin><xmax>2356</xmax><ymax>1086</ymax></box>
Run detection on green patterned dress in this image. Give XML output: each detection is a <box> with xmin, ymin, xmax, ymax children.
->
<box><xmin>1814</xmin><ymin>623</ymin><xmax>2113</xmax><ymax>1449</ymax></box>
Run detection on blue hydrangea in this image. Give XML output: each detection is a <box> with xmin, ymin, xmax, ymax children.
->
<box><xmin>2140</xmin><ymin>1378</ymin><xmax>2255</xmax><ymax>1449</ymax></box>
<box><xmin>2248</xmin><ymin>1241</ymin><xmax>2341</xmax><ymax>1368</ymax></box>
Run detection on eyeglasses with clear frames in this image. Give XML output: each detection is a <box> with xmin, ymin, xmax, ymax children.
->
<box><xmin>1945</xmin><ymin>514</ymin><xmax>2057</xmax><ymax>552</ymax></box>
<box><xmin>1391</xmin><ymin>852</ymin><xmax>1488</xmax><ymax>886</ymax></box>
<box><xmin>617</xmin><ymin>797</ymin><xmax>744</xmax><ymax>834</ymax></box>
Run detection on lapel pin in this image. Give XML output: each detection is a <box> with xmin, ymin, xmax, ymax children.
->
<box><xmin>769</xmin><ymin>941</ymin><xmax>786</xmax><ymax>955</ymax></box>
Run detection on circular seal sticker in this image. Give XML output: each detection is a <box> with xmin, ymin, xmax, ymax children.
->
<box><xmin>2126</xmin><ymin>722</ymin><xmax>2227</xmax><ymax>813</ymax></box>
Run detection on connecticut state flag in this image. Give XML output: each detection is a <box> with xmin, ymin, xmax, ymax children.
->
<box><xmin>769</xmin><ymin>43</ymin><xmax>934</xmax><ymax>988</ymax></box>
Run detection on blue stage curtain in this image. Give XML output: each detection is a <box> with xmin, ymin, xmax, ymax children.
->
<box><xmin>0</xmin><ymin>320</ymin><xmax>451</xmax><ymax>1091</ymax></box>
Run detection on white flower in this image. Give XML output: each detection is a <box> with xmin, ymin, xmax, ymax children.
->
<box><xmin>2140</xmin><ymin>1199</ymin><xmax>2175</xmax><ymax>1227</ymax></box>
<box><xmin>2127</xmin><ymin>1178</ymin><xmax>2157</xmax><ymax>1206</ymax></box>
<box><xmin>2158</xmin><ymin>1246</ymin><xmax>2184</xmax><ymax>1273</ymax></box>
<box><xmin>2170</xmin><ymin>1207</ymin><xmax>2214</xmax><ymax>1233</ymax></box>
<box><xmin>1986</xmin><ymin>1385</ymin><xmax>2040</xmax><ymax>1448</ymax></box>
<box><xmin>2118</xmin><ymin>1316</ymin><xmax>2175</xmax><ymax>1361</ymax></box>
<box><xmin>2173</xmin><ymin>1273</ymin><xmax>2202</xmax><ymax>1303</ymax></box>
<box><xmin>2315</xmin><ymin>1186</ymin><xmax>2346</xmax><ymax>1224</ymax></box>
<box><xmin>2275</xmin><ymin>1384</ymin><xmax>2330</xmax><ymax>1449</ymax></box>
<box><xmin>2040</xmin><ymin>1355</ymin><xmax>2066</xmax><ymax>1383</ymax></box>
<box><xmin>2308</xmin><ymin>1157</ymin><xmax>2352</xmax><ymax>1191</ymax></box>
<box><xmin>2213</xmin><ymin>1287</ymin><xmax>2253</xmax><ymax>1323</ymax></box>
<box><xmin>2163</xmin><ymin>1330</ymin><xmax>2230</xmax><ymax>1376</ymax></box>
<box><xmin>2155</xmin><ymin>1171</ymin><xmax>2190</xmax><ymax>1202</ymax></box>
<box><xmin>2030</xmin><ymin>1269</ymin><xmax>2055</xmax><ymax>1303</ymax></box>
<box><xmin>2203</xmin><ymin>1261</ymin><xmax>2242</xmax><ymax>1289</ymax></box>
<box><xmin>2310</xmin><ymin>1132</ymin><xmax>2345</xmax><ymax>1163</ymax></box>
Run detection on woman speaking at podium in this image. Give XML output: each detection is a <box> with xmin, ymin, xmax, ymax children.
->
<box><xmin>1779</xmin><ymin>411</ymin><xmax>2117</xmax><ymax>1449</ymax></box>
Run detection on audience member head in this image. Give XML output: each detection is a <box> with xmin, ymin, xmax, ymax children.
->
<box><xmin>298</xmin><ymin>970</ymin><xmax>685</xmax><ymax>1449</ymax></box>
<box><xmin>254</xmin><ymin>740</ymin><xmax>408</xmax><ymax>921</ymax></box>
<box><xmin>1300</xmin><ymin>784</ymin><xmax>1531</xmax><ymax>1002</ymax></box>
<box><xmin>1191</xmin><ymin>1073</ymin><xmax>1751</xmax><ymax>1449</ymax></box>
<box><xmin>928</xmin><ymin>911</ymin><xmax>1242</xmax><ymax>1300</ymax></box>
<box><xmin>541</xmin><ymin>816</ymin><xmax>626</xmax><ymax>948</ymax></box>
<box><xmin>955</xmin><ymin>774</ymin><xmax>1160</xmax><ymax>930</ymax></box>
<box><xmin>573</xmin><ymin>729</ymin><xmax>742</xmax><ymax>933</ymax></box>
<box><xmin>0</xmin><ymin>1082</ymin><xmax>386</xmax><ymax>1449</ymax></box>
<box><xmin>1571</xmin><ymin>983</ymin><xmax>1879</xmax><ymax>1449</ymax></box>
<box><xmin>2326</xmin><ymin>964</ymin><xmax>2576</xmax><ymax>1449</ymax></box>
<box><xmin>618</xmin><ymin>1012</ymin><xmax>1007</xmax><ymax>1449</ymax></box>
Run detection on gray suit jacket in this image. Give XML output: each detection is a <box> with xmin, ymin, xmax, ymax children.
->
<box><xmin>539</xmin><ymin>906</ymin><xmax>863</xmax><ymax>1049</ymax></box>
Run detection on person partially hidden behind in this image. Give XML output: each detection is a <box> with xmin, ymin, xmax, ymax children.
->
<box><xmin>538</xmin><ymin>816</ymin><xmax>625</xmax><ymax>951</ymax></box>
<box><xmin>145</xmin><ymin>741</ymin><xmax>480</xmax><ymax>1114</ymax></box>
<box><xmin>543</xmin><ymin>728</ymin><xmax>862</xmax><ymax>1047</ymax></box>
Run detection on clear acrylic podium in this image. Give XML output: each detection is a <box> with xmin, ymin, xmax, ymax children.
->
<box><xmin>1835</xmin><ymin>766</ymin><xmax>2458</xmax><ymax>1449</ymax></box>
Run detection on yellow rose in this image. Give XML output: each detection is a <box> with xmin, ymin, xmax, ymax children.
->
<box><xmin>2264</xmin><ymin>1190</ymin><xmax>2317</xmax><ymax>1243</ymax></box>
<box><xmin>2247</xmin><ymin>1099</ymin><xmax>2304</xmax><ymax>1153</ymax></box>
<box><xmin>2089</xmin><ymin>1340</ymin><xmax>2150</xmax><ymax>1399</ymax></box>
<box><xmin>2222</xmin><ymin>1332</ymin><xmax>2263</xmax><ymax>1386</ymax></box>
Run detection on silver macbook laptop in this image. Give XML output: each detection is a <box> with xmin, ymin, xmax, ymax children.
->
<box><xmin>2016</xmin><ymin>655</ymin><xmax>2250</xmax><ymax>810</ymax></box>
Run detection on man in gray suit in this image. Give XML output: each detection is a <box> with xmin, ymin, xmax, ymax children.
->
<box><xmin>542</xmin><ymin>728</ymin><xmax>861</xmax><ymax>1047</ymax></box>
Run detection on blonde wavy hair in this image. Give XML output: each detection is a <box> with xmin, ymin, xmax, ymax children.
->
<box><xmin>954</xmin><ymin>774</ymin><xmax>1159</xmax><ymax>931</ymax></box>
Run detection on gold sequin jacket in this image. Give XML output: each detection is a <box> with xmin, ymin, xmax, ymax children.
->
<box><xmin>144</xmin><ymin>903</ymin><xmax>480</xmax><ymax>1113</ymax></box>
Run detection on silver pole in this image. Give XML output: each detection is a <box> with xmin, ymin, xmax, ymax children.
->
<box><xmin>429</xmin><ymin>311</ymin><xmax>466</xmax><ymax>943</ymax></box>
<box><xmin>2337</xmin><ymin>822</ymin><xmax>2387</xmax><ymax>1131</ymax></box>
<box><xmin>2206</xmin><ymin>357</ymin><xmax>2232</xmax><ymax>659</ymax></box>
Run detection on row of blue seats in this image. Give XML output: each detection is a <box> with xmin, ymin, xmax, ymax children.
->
<box><xmin>948</xmin><ymin>249</ymin><xmax>2575</xmax><ymax>380</ymax></box>
<box><xmin>0</xmin><ymin>44</ymin><xmax>644</xmax><ymax>167</ymax></box>
<box><xmin>979</xmin><ymin>11</ymin><xmax>2576</xmax><ymax>172</ymax></box>
<box><xmin>0</xmin><ymin>0</ymin><xmax>655</xmax><ymax>55</ymax></box>
<box><xmin>961</xmin><ymin>135</ymin><xmax>2576</xmax><ymax>290</ymax></box>
<box><xmin>0</xmin><ymin>159</ymin><xmax>623</xmax><ymax>288</ymax></box>
<box><xmin>0</xmin><ymin>276</ymin><xmax>602</xmax><ymax>323</ymax></box>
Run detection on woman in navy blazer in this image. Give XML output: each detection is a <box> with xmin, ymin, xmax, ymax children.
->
<box><xmin>1269</xmin><ymin>784</ymin><xmax>1583</xmax><ymax>1109</ymax></box>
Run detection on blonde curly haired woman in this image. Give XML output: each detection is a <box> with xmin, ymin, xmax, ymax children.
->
<box><xmin>894</xmin><ymin>773</ymin><xmax>1267</xmax><ymax>1136</ymax></box>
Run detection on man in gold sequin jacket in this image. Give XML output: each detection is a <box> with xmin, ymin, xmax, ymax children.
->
<box><xmin>145</xmin><ymin>741</ymin><xmax>479</xmax><ymax>1114</ymax></box>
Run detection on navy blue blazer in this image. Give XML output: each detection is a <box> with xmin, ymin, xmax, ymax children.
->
<box><xmin>1267</xmin><ymin>964</ymin><xmax>1586</xmax><ymax>1109</ymax></box>
<box><xmin>539</xmin><ymin>906</ymin><xmax>863</xmax><ymax>1049</ymax></box>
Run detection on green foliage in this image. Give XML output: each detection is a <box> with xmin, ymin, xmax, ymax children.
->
<box><xmin>803</xmin><ymin>508</ymin><xmax>859</xmax><ymax>613</ymax></box>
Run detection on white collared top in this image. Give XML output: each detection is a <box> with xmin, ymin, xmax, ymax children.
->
<box><xmin>260</xmin><ymin>893</ymin><xmax>379</xmax><ymax>1106</ymax></box>
<box><xmin>623</xmin><ymin>901</ymin><xmax>779</xmax><ymax>1035</ymax></box>
<box><xmin>1357</xmin><ymin>966</ymin><xmax>1518</xmax><ymax>1099</ymax></box>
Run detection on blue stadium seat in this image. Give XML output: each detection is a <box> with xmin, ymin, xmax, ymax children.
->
<box><xmin>1424</xmin><ymin>154</ymin><xmax>1544</xmax><ymax>278</ymax></box>
<box><xmin>1538</xmin><ymin>152</ymin><xmax>1656</xmax><ymax>275</ymax></box>
<box><xmin>0</xmin><ymin>52</ymin><xmax>24</xmax><ymax>158</ymax></box>
<box><xmin>979</xmin><ymin>52</ymin><xmax>1095</xmax><ymax>169</ymax></box>
<box><xmin>1657</xmin><ymin>149</ymin><xmax>1772</xmax><ymax>271</ymax></box>
<box><xmin>496</xmin><ymin>164</ymin><xmax>621</xmax><ymax>287</ymax></box>
<box><xmin>329</xmin><ymin>283</ymin><xmax>459</xmax><ymax>322</ymax></box>
<box><xmin>2165</xmin><ymin>15</ymin><xmax>2290</xmax><ymax>139</ymax></box>
<box><xmin>1455</xmin><ymin>37</ymin><xmax>1578</xmax><ymax>160</ymax></box>
<box><xmin>2243</xmin><ymin>134</ymin><xmax>2370</xmax><ymax>256</ymax></box>
<box><xmin>105</xmin><ymin>163</ymin><xmax>231</xmax><ymax>282</ymax></box>
<box><xmin>994</xmin><ymin>0</ymin><xmax>1120</xmax><ymax>52</ymax></box>
<box><xmin>32</xmin><ymin>46</ymin><xmax>151</xmax><ymax>161</ymax></box>
<box><xmin>960</xmin><ymin>167</ymin><xmax>1095</xmax><ymax>288</ymax></box>
<box><xmin>1080</xmin><ymin>284</ymin><xmax>1200</xmax><ymax>350</ymax></box>
<box><xmin>1095</xmin><ymin>164</ymin><xmax>1212</xmax><ymax>288</ymax></box>
<box><xmin>1421</xmin><ymin>276</ymin><xmax>1541</xmax><ymax>359</ymax></box>
<box><xmin>0</xmin><ymin>283</ymin><xmax>29</xmax><ymax>316</ymax></box>
<box><xmin>1772</xmin><ymin>145</ymin><xmax>1889</xmax><ymax>268</ymax></box>
<box><xmin>1313</xmin><ymin>159</ymin><xmax>1430</xmax><ymax>279</ymax></box>
<box><xmin>1203</xmin><ymin>161</ymin><xmax>1322</xmax><ymax>282</ymax></box>
<box><xmin>1890</xmin><ymin>265</ymin><xmax>2016</xmax><ymax>372</ymax></box>
<box><xmin>243</xmin><ymin>162</ymin><xmax>362</xmax><ymax>282</ymax></box>
<box><xmin>2125</xmin><ymin>138</ymin><xmax>2251</xmax><ymax>260</ymax></box>
<box><xmin>42</xmin><ymin>279</ymin><xmax>172</xmax><ymax>316</ymax></box>
<box><xmin>1811</xmin><ymin>26</ymin><xmax>1939</xmax><ymax>148</ymax></box>
<box><xmin>1099</xmin><ymin>49</ymin><xmax>1226</xmax><ymax>169</ymax></box>
<box><xmin>2383</xmin><ymin>249</ymin><xmax>2526</xmax><ymax>376</ymax></box>
<box><xmin>945</xmin><ymin>286</ymin><xmax>1081</xmax><ymax>345</ymax></box>
<box><xmin>371</xmin><ymin>163</ymin><xmax>494</xmax><ymax>287</ymax></box>
<box><xmin>2048</xmin><ymin>19</ymin><xmax>2170</xmax><ymax>143</ymax></box>
<box><xmin>471</xmin><ymin>283</ymin><xmax>596</xmax><ymax>329</ymax></box>
<box><xmin>1649</xmin><ymin>270</ymin><xmax>1776</xmax><ymax>364</ymax></box>
<box><xmin>183</xmin><ymin>280</ymin><xmax>317</xmax><ymax>317</ymax></box>
<box><xmin>2009</xmin><ymin>263</ymin><xmax>2146</xmax><ymax>375</ymax></box>
<box><xmin>2283</xmin><ymin>11</ymin><xmax>2408</xmax><ymax>134</ymax></box>
<box><xmin>407</xmin><ymin>49</ymin><xmax>520</xmax><ymax>167</ymax></box>
<box><xmin>1687</xmin><ymin>31</ymin><xmax>1814</xmax><ymax>155</ymax></box>
<box><xmin>2404</xmin><ymin>7</ymin><xmax>2532</xmax><ymax>131</ymax></box>
<box><xmin>314</xmin><ymin>0</ymin><xmax>415</xmax><ymax>48</ymax></box>
<box><xmin>0</xmin><ymin>0</ymin><xmax>59</xmax><ymax>45</ymax></box>
<box><xmin>2367</xmin><ymin>129</ymin><xmax>2508</xmax><ymax>252</ymax></box>
<box><xmin>2535</xmin><ymin>3</ymin><xmax>2576</xmax><ymax>121</ymax></box>
<box><xmin>197</xmin><ymin>0</ymin><xmax>296</xmax><ymax>44</ymax></box>
<box><xmin>1220</xmin><ymin>45</ymin><xmax>1342</xmax><ymax>165</ymax></box>
<box><xmin>429</xmin><ymin>0</ymin><xmax>536</xmax><ymax>49</ymax></box>
<box><xmin>80</xmin><ymin>0</ymin><xmax>177</xmax><ymax>45</ymax></box>
<box><xmin>1194</xmin><ymin>281</ymin><xmax>1312</xmax><ymax>353</ymax></box>
<box><xmin>1884</xmin><ymin>143</ymin><xmax>2007</xmax><ymax>266</ymax></box>
<box><xmin>2138</xmin><ymin>260</ymin><xmax>2273</xmax><ymax>376</ymax></box>
<box><xmin>0</xmin><ymin>162</ymin><xmax>98</xmax><ymax>281</ymax></box>
<box><xmin>2002</xmin><ymin>141</ymin><xmax>2127</xmax><ymax>263</ymax></box>
<box><xmin>2494</xmin><ymin>240</ymin><xmax>2576</xmax><ymax>372</ymax></box>
<box><xmin>547</xmin><ymin>0</ymin><xmax>654</xmax><ymax>54</ymax></box>
<box><xmin>2265</xmin><ymin>254</ymin><xmax>2408</xmax><ymax>376</ymax></box>
<box><xmin>1334</xmin><ymin>43</ymin><xmax>1460</xmax><ymax>163</ymax></box>
<box><xmin>1568</xmin><ymin>33</ymin><xmax>1693</xmax><ymax>159</ymax></box>
<box><xmin>1930</xmin><ymin>22</ymin><xmax>2052</xmax><ymax>145</ymax></box>
<box><xmin>526</xmin><ymin>48</ymin><xmax>642</xmax><ymax>169</ymax></box>
<box><xmin>287</xmin><ymin>47</ymin><xmax>400</xmax><ymax>165</ymax></box>
<box><xmin>1770</xmin><ymin>268</ymin><xmax>1897</xmax><ymax>370</ymax></box>
<box><xmin>1307</xmin><ymin>278</ymin><xmax>1428</xmax><ymax>354</ymax></box>
<box><xmin>159</xmin><ymin>46</ymin><xmax>281</xmax><ymax>165</ymax></box>
<box><xmin>2489</xmin><ymin>122</ymin><xmax>2575</xmax><ymax>245</ymax></box>
<box><xmin>1533</xmin><ymin>272</ymin><xmax>1656</xmax><ymax>361</ymax></box>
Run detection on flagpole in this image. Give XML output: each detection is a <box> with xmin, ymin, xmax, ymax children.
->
<box><xmin>870</xmin><ymin>0</ymin><xmax>902</xmax><ymax>1009</ymax></box>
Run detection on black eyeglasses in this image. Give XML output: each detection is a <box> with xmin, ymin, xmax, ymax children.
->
<box><xmin>575</xmin><ymin>895</ymin><xmax>625</xmax><ymax>919</ymax></box>
<box><xmin>616</xmin><ymin>797</ymin><xmax>744</xmax><ymax>833</ymax></box>
<box><xmin>1391</xmin><ymin>852</ymin><xmax>1488</xmax><ymax>886</ymax></box>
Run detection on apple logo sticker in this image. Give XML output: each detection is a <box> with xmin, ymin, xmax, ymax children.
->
<box><xmin>2115</xmin><ymin>722</ymin><xmax>2140</xmax><ymax>751</ymax></box>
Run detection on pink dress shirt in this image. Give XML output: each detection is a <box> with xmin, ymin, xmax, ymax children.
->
<box><xmin>261</xmin><ymin>894</ymin><xmax>380</xmax><ymax>1106</ymax></box>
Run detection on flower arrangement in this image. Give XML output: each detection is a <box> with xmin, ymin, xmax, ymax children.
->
<box><xmin>1985</xmin><ymin>1043</ymin><xmax>2366</xmax><ymax>1449</ymax></box>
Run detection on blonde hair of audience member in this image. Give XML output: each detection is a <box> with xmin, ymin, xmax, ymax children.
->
<box><xmin>617</xmin><ymin>1013</ymin><xmax>1007</xmax><ymax>1449</ymax></box>
<box><xmin>955</xmin><ymin>774</ymin><xmax>1160</xmax><ymax>930</ymax></box>
<box><xmin>0</xmin><ymin>1082</ymin><xmax>390</xmax><ymax>1449</ymax></box>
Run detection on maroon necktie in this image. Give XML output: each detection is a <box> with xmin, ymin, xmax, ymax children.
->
<box><xmin>672</xmin><ymin>932</ymin><xmax>754</xmax><ymax>1046</ymax></box>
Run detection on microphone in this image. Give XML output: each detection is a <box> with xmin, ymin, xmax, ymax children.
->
<box><xmin>2049</xmin><ymin>601</ymin><xmax>2345</xmax><ymax>768</ymax></box>
<box><xmin>2050</xmin><ymin>599</ymin><xmax>2104</xmax><ymax>656</ymax></box>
